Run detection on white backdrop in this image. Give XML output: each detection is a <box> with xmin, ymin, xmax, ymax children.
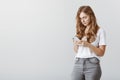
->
<box><xmin>0</xmin><ymin>0</ymin><xmax>120</xmax><ymax>80</ymax></box>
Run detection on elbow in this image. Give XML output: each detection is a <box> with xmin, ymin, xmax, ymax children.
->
<box><xmin>97</xmin><ymin>45</ymin><xmax>106</xmax><ymax>57</ymax></box>
<box><xmin>98</xmin><ymin>53</ymin><xmax>104</xmax><ymax>57</ymax></box>
<box><xmin>97</xmin><ymin>51</ymin><xmax>105</xmax><ymax>57</ymax></box>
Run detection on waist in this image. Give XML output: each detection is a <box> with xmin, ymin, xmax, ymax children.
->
<box><xmin>75</xmin><ymin>57</ymin><xmax>100</xmax><ymax>62</ymax></box>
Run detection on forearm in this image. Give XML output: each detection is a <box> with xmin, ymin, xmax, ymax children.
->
<box><xmin>88</xmin><ymin>44</ymin><xmax>105</xmax><ymax>56</ymax></box>
<box><xmin>74</xmin><ymin>45</ymin><xmax>79</xmax><ymax>53</ymax></box>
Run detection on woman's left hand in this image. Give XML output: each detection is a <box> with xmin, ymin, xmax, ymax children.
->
<box><xmin>81</xmin><ymin>41</ymin><xmax>90</xmax><ymax>47</ymax></box>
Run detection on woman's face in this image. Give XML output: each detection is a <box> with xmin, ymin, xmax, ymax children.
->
<box><xmin>79</xmin><ymin>12</ymin><xmax>91</xmax><ymax>26</ymax></box>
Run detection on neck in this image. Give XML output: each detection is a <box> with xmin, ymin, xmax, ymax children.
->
<box><xmin>86</xmin><ymin>25</ymin><xmax>90</xmax><ymax>29</ymax></box>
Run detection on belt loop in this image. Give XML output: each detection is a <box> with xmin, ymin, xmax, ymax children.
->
<box><xmin>75</xmin><ymin>57</ymin><xmax>79</xmax><ymax>61</ymax></box>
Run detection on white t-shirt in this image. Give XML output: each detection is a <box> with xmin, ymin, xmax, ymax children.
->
<box><xmin>73</xmin><ymin>28</ymin><xmax>106</xmax><ymax>59</ymax></box>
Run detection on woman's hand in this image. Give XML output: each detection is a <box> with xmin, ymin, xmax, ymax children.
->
<box><xmin>81</xmin><ymin>41</ymin><xmax>90</xmax><ymax>47</ymax></box>
<box><xmin>73</xmin><ymin>40</ymin><xmax>83</xmax><ymax>46</ymax></box>
<box><xmin>73</xmin><ymin>40</ymin><xmax>90</xmax><ymax>47</ymax></box>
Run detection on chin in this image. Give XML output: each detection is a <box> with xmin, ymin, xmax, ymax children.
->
<box><xmin>83</xmin><ymin>24</ymin><xmax>87</xmax><ymax>26</ymax></box>
<box><xmin>83</xmin><ymin>23</ymin><xmax>89</xmax><ymax>26</ymax></box>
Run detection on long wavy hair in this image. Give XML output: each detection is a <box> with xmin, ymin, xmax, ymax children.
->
<box><xmin>76</xmin><ymin>5</ymin><xmax>99</xmax><ymax>43</ymax></box>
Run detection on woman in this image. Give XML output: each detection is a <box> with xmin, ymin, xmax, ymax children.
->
<box><xmin>71</xmin><ymin>5</ymin><xmax>106</xmax><ymax>80</ymax></box>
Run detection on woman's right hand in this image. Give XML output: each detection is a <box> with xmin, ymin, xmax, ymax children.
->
<box><xmin>73</xmin><ymin>40</ymin><xmax>83</xmax><ymax>46</ymax></box>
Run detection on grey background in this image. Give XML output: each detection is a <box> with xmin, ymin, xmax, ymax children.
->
<box><xmin>0</xmin><ymin>0</ymin><xmax>119</xmax><ymax>80</ymax></box>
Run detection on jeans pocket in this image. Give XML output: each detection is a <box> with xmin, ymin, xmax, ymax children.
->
<box><xmin>74</xmin><ymin>58</ymin><xmax>79</xmax><ymax>64</ymax></box>
<box><xmin>89</xmin><ymin>57</ymin><xmax>99</xmax><ymax>64</ymax></box>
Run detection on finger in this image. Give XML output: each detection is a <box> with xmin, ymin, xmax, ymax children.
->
<box><xmin>79</xmin><ymin>40</ymin><xmax>83</xmax><ymax>44</ymax></box>
<box><xmin>74</xmin><ymin>41</ymin><xmax>78</xmax><ymax>44</ymax></box>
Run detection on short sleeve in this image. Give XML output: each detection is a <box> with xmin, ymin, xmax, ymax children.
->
<box><xmin>99</xmin><ymin>28</ymin><xmax>107</xmax><ymax>45</ymax></box>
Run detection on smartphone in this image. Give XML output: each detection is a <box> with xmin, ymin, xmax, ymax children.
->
<box><xmin>72</xmin><ymin>36</ymin><xmax>83</xmax><ymax>46</ymax></box>
<box><xmin>72</xmin><ymin>36</ymin><xmax>79</xmax><ymax>42</ymax></box>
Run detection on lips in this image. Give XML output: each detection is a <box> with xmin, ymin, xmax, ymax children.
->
<box><xmin>83</xmin><ymin>23</ymin><xmax>86</xmax><ymax>24</ymax></box>
<box><xmin>83</xmin><ymin>23</ymin><xmax>86</xmax><ymax>25</ymax></box>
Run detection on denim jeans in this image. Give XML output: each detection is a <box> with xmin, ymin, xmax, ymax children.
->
<box><xmin>71</xmin><ymin>57</ymin><xmax>101</xmax><ymax>80</ymax></box>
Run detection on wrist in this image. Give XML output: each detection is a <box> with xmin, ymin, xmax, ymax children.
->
<box><xmin>88</xmin><ymin>43</ymin><xmax>92</xmax><ymax>48</ymax></box>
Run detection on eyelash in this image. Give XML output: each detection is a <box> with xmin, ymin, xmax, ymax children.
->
<box><xmin>80</xmin><ymin>17</ymin><xmax>87</xmax><ymax>20</ymax></box>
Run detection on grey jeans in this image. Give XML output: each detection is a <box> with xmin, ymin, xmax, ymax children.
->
<box><xmin>71</xmin><ymin>57</ymin><xmax>101</xmax><ymax>80</ymax></box>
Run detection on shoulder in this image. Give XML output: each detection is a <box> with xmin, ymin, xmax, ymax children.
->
<box><xmin>97</xmin><ymin>27</ymin><xmax>106</xmax><ymax>35</ymax></box>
